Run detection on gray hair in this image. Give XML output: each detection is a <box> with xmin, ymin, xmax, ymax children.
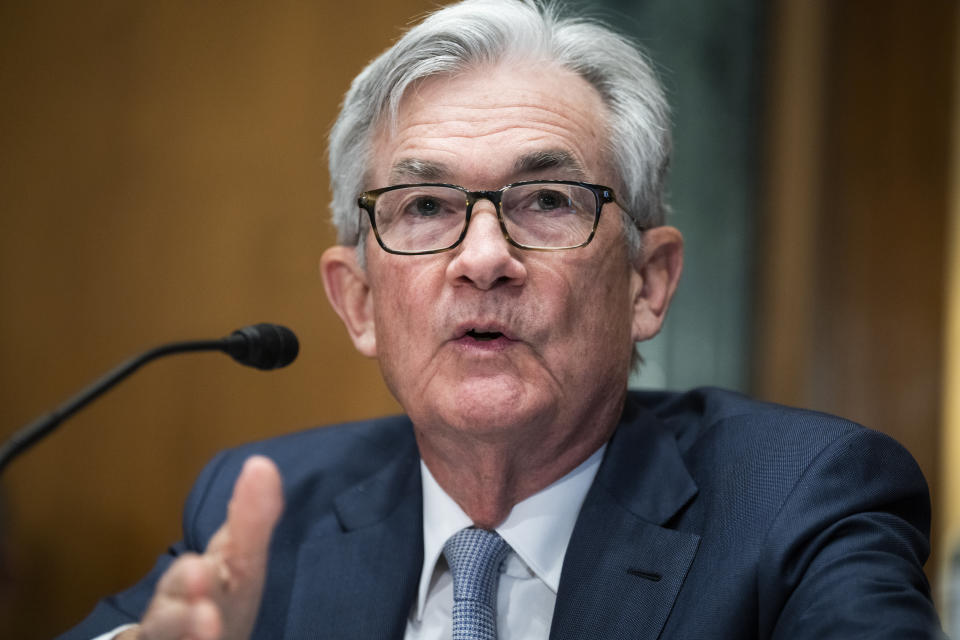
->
<box><xmin>327</xmin><ymin>0</ymin><xmax>671</xmax><ymax>255</ymax></box>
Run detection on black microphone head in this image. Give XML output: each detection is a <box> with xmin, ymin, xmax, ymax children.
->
<box><xmin>225</xmin><ymin>323</ymin><xmax>299</xmax><ymax>370</ymax></box>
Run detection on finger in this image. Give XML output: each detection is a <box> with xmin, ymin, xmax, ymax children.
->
<box><xmin>139</xmin><ymin>597</ymin><xmax>221</xmax><ymax>640</ymax></box>
<box><xmin>153</xmin><ymin>554</ymin><xmax>217</xmax><ymax>601</ymax></box>
<box><xmin>142</xmin><ymin>556</ymin><xmax>223</xmax><ymax>638</ymax></box>
<box><xmin>221</xmin><ymin>455</ymin><xmax>284</xmax><ymax>564</ymax></box>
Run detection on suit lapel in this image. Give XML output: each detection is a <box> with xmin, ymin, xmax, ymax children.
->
<box><xmin>283</xmin><ymin>437</ymin><xmax>424</xmax><ymax>639</ymax></box>
<box><xmin>550</xmin><ymin>401</ymin><xmax>701</xmax><ymax>640</ymax></box>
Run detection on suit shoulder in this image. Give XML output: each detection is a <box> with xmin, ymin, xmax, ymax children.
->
<box><xmin>182</xmin><ymin>414</ymin><xmax>416</xmax><ymax>544</ymax></box>
<box><xmin>628</xmin><ymin>387</ymin><xmax>924</xmax><ymax>489</ymax></box>
<box><xmin>218</xmin><ymin>414</ymin><xmax>415</xmax><ymax>470</ymax></box>
<box><xmin>630</xmin><ymin>386</ymin><xmax>869</xmax><ymax>452</ymax></box>
<box><xmin>629</xmin><ymin>387</ymin><xmax>925</xmax><ymax>512</ymax></box>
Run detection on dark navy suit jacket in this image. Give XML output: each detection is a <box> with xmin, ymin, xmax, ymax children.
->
<box><xmin>60</xmin><ymin>388</ymin><xmax>943</xmax><ymax>638</ymax></box>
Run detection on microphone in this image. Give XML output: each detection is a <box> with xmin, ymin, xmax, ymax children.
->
<box><xmin>0</xmin><ymin>323</ymin><xmax>299</xmax><ymax>474</ymax></box>
<box><xmin>224</xmin><ymin>323</ymin><xmax>299</xmax><ymax>370</ymax></box>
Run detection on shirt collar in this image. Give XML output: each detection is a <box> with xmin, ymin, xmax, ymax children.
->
<box><xmin>415</xmin><ymin>444</ymin><xmax>606</xmax><ymax>621</ymax></box>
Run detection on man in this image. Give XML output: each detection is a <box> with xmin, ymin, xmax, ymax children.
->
<box><xmin>61</xmin><ymin>1</ymin><xmax>943</xmax><ymax>638</ymax></box>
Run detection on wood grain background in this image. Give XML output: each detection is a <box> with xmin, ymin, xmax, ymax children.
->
<box><xmin>0</xmin><ymin>2</ymin><xmax>434</xmax><ymax>635</ymax></box>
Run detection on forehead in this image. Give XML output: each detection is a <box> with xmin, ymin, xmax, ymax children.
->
<box><xmin>369</xmin><ymin>62</ymin><xmax>611</xmax><ymax>188</ymax></box>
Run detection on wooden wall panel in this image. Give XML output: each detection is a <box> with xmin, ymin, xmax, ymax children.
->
<box><xmin>813</xmin><ymin>1</ymin><xmax>953</xmax><ymax>490</ymax></box>
<box><xmin>0</xmin><ymin>2</ymin><xmax>435</xmax><ymax>636</ymax></box>
<box><xmin>754</xmin><ymin>0</ymin><xmax>827</xmax><ymax>407</ymax></box>
<box><xmin>757</xmin><ymin>0</ymin><xmax>956</xmax><ymax>601</ymax></box>
<box><xmin>943</xmin><ymin>0</ymin><xmax>960</xmax><ymax>596</ymax></box>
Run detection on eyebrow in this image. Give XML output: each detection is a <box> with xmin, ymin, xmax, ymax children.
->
<box><xmin>389</xmin><ymin>158</ymin><xmax>448</xmax><ymax>183</ymax></box>
<box><xmin>387</xmin><ymin>148</ymin><xmax>589</xmax><ymax>185</ymax></box>
<box><xmin>513</xmin><ymin>149</ymin><xmax>588</xmax><ymax>180</ymax></box>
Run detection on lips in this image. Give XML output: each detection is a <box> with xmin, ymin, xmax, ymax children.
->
<box><xmin>453</xmin><ymin>321</ymin><xmax>517</xmax><ymax>347</ymax></box>
<box><xmin>455</xmin><ymin>321</ymin><xmax>514</xmax><ymax>339</ymax></box>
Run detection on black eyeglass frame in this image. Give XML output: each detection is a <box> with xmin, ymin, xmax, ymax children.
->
<box><xmin>357</xmin><ymin>180</ymin><xmax>626</xmax><ymax>255</ymax></box>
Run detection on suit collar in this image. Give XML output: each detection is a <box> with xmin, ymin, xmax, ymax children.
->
<box><xmin>594</xmin><ymin>395</ymin><xmax>698</xmax><ymax>525</ymax></box>
<box><xmin>283</xmin><ymin>428</ymin><xmax>424</xmax><ymax>639</ymax></box>
<box><xmin>550</xmin><ymin>395</ymin><xmax>701</xmax><ymax>640</ymax></box>
<box><xmin>332</xmin><ymin>434</ymin><xmax>422</xmax><ymax>530</ymax></box>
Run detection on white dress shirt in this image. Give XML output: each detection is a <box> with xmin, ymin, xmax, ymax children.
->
<box><xmin>405</xmin><ymin>445</ymin><xmax>606</xmax><ymax>640</ymax></box>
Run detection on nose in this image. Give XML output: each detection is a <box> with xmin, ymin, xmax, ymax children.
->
<box><xmin>446</xmin><ymin>201</ymin><xmax>526</xmax><ymax>290</ymax></box>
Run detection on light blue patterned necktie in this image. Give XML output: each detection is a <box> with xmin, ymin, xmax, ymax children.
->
<box><xmin>443</xmin><ymin>527</ymin><xmax>511</xmax><ymax>640</ymax></box>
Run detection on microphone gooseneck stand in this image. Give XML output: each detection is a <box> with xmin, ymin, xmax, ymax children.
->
<box><xmin>0</xmin><ymin>323</ymin><xmax>298</xmax><ymax>474</ymax></box>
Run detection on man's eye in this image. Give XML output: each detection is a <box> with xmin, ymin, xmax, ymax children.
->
<box><xmin>532</xmin><ymin>190</ymin><xmax>571</xmax><ymax>212</ymax></box>
<box><xmin>408</xmin><ymin>197</ymin><xmax>442</xmax><ymax>216</ymax></box>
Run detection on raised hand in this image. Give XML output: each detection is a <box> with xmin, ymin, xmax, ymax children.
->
<box><xmin>118</xmin><ymin>455</ymin><xmax>284</xmax><ymax>640</ymax></box>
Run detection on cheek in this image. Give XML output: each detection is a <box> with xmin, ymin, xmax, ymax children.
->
<box><xmin>370</xmin><ymin>263</ymin><xmax>440</xmax><ymax>363</ymax></box>
<box><xmin>372</xmin><ymin>288</ymin><xmax>416</xmax><ymax>357</ymax></box>
<box><xmin>568</xmin><ymin>256</ymin><xmax>635</xmax><ymax>357</ymax></box>
<box><xmin>526</xmin><ymin>266</ymin><xmax>622</xmax><ymax>373</ymax></box>
<box><xmin>370</xmin><ymin>286</ymin><xmax>424</xmax><ymax>403</ymax></box>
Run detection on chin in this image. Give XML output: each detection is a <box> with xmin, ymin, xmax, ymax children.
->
<box><xmin>432</xmin><ymin>376</ymin><xmax>553</xmax><ymax>435</ymax></box>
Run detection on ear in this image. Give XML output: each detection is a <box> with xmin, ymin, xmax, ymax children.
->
<box><xmin>320</xmin><ymin>246</ymin><xmax>377</xmax><ymax>357</ymax></box>
<box><xmin>630</xmin><ymin>226</ymin><xmax>684</xmax><ymax>342</ymax></box>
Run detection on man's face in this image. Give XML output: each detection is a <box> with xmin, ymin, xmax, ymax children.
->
<box><xmin>329</xmin><ymin>62</ymin><xmax>670</xmax><ymax>454</ymax></box>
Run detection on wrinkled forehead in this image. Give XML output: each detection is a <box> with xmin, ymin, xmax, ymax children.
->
<box><xmin>367</xmin><ymin>61</ymin><xmax>614</xmax><ymax>188</ymax></box>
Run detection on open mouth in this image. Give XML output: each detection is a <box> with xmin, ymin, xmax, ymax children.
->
<box><xmin>466</xmin><ymin>329</ymin><xmax>504</xmax><ymax>341</ymax></box>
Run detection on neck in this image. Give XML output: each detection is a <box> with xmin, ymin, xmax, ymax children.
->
<box><xmin>414</xmin><ymin>406</ymin><xmax>620</xmax><ymax>529</ymax></box>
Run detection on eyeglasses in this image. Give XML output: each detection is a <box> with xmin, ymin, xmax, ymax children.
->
<box><xmin>357</xmin><ymin>180</ymin><xmax>622</xmax><ymax>255</ymax></box>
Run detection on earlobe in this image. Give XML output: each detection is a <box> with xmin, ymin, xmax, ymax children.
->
<box><xmin>320</xmin><ymin>246</ymin><xmax>378</xmax><ymax>357</ymax></box>
<box><xmin>631</xmin><ymin>226</ymin><xmax>684</xmax><ymax>342</ymax></box>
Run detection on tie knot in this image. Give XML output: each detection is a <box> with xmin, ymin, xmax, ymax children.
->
<box><xmin>443</xmin><ymin>527</ymin><xmax>510</xmax><ymax>607</ymax></box>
